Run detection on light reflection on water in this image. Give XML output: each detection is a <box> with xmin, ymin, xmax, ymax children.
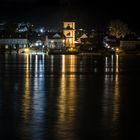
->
<box><xmin>22</xmin><ymin>54</ymin><xmax>30</xmax><ymax>122</ymax></box>
<box><xmin>0</xmin><ymin>54</ymin><xmax>140</xmax><ymax>140</ymax></box>
<box><xmin>54</xmin><ymin>55</ymin><xmax>77</xmax><ymax>139</ymax></box>
<box><xmin>102</xmin><ymin>55</ymin><xmax>120</xmax><ymax>137</ymax></box>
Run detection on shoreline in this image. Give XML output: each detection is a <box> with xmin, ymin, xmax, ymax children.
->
<box><xmin>1</xmin><ymin>51</ymin><xmax>140</xmax><ymax>56</ymax></box>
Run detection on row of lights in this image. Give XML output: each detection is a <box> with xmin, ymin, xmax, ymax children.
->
<box><xmin>104</xmin><ymin>42</ymin><xmax>120</xmax><ymax>53</ymax></box>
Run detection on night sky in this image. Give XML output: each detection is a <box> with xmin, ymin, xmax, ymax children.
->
<box><xmin>0</xmin><ymin>0</ymin><xmax>139</xmax><ymax>31</ymax></box>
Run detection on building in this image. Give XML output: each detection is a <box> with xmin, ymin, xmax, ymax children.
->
<box><xmin>120</xmin><ymin>40</ymin><xmax>140</xmax><ymax>50</ymax></box>
<box><xmin>0</xmin><ymin>38</ymin><xmax>29</xmax><ymax>53</ymax></box>
<box><xmin>0</xmin><ymin>38</ymin><xmax>29</xmax><ymax>47</ymax></box>
<box><xmin>45</xmin><ymin>32</ymin><xmax>65</xmax><ymax>49</ymax></box>
<box><xmin>77</xmin><ymin>33</ymin><xmax>88</xmax><ymax>44</ymax></box>
<box><xmin>63</xmin><ymin>22</ymin><xmax>75</xmax><ymax>48</ymax></box>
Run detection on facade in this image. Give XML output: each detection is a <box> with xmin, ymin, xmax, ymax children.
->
<box><xmin>63</xmin><ymin>22</ymin><xmax>75</xmax><ymax>48</ymax></box>
<box><xmin>120</xmin><ymin>40</ymin><xmax>140</xmax><ymax>50</ymax></box>
<box><xmin>45</xmin><ymin>33</ymin><xmax>65</xmax><ymax>49</ymax></box>
<box><xmin>0</xmin><ymin>38</ymin><xmax>29</xmax><ymax>48</ymax></box>
<box><xmin>76</xmin><ymin>33</ymin><xmax>88</xmax><ymax>44</ymax></box>
<box><xmin>0</xmin><ymin>38</ymin><xmax>29</xmax><ymax>53</ymax></box>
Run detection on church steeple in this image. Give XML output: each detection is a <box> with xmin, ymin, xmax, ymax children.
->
<box><xmin>63</xmin><ymin>22</ymin><xmax>75</xmax><ymax>48</ymax></box>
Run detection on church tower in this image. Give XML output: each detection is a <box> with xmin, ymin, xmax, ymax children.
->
<box><xmin>63</xmin><ymin>22</ymin><xmax>75</xmax><ymax>49</ymax></box>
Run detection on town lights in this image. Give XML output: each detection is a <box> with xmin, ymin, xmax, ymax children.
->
<box><xmin>35</xmin><ymin>41</ymin><xmax>42</xmax><ymax>46</ymax></box>
<box><xmin>35</xmin><ymin>43</ymin><xmax>39</xmax><ymax>46</ymax></box>
<box><xmin>24</xmin><ymin>48</ymin><xmax>29</xmax><ymax>53</ymax></box>
<box><xmin>116</xmin><ymin>48</ymin><xmax>120</xmax><ymax>54</ymax></box>
<box><xmin>116</xmin><ymin>48</ymin><xmax>119</xmax><ymax>51</ymax></box>
<box><xmin>69</xmin><ymin>47</ymin><xmax>74</xmax><ymax>52</ymax></box>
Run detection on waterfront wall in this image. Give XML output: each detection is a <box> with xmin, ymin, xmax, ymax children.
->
<box><xmin>120</xmin><ymin>40</ymin><xmax>140</xmax><ymax>50</ymax></box>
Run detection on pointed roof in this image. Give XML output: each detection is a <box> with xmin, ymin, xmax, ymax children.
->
<box><xmin>47</xmin><ymin>32</ymin><xmax>65</xmax><ymax>39</ymax></box>
<box><xmin>80</xmin><ymin>33</ymin><xmax>88</xmax><ymax>39</ymax></box>
<box><xmin>53</xmin><ymin>33</ymin><xmax>61</xmax><ymax>38</ymax></box>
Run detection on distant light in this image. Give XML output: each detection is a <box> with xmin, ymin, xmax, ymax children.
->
<box><xmin>107</xmin><ymin>45</ymin><xmax>110</xmax><ymax>49</ymax></box>
<box><xmin>5</xmin><ymin>45</ymin><xmax>8</xmax><ymax>49</ymax></box>
<box><xmin>24</xmin><ymin>48</ymin><xmax>29</xmax><ymax>53</ymax></box>
<box><xmin>40</xmin><ymin>28</ymin><xmax>44</xmax><ymax>33</ymax></box>
<box><xmin>36</xmin><ymin>43</ymin><xmax>39</xmax><ymax>46</ymax></box>
<box><xmin>105</xmin><ymin>43</ymin><xmax>110</xmax><ymax>48</ymax></box>
<box><xmin>63</xmin><ymin>39</ymin><xmax>65</xmax><ymax>43</ymax></box>
<box><xmin>69</xmin><ymin>47</ymin><xmax>74</xmax><ymax>51</ymax></box>
<box><xmin>40</xmin><ymin>28</ymin><xmax>45</xmax><ymax>33</ymax></box>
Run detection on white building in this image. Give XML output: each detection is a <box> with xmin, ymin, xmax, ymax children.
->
<box><xmin>45</xmin><ymin>33</ymin><xmax>65</xmax><ymax>49</ymax></box>
<box><xmin>120</xmin><ymin>40</ymin><xmax>140</xmax><ymax>50</ymax></box>
<box><xmin>77</xmin><ymin>33</ymin><xmax>88</xmax><ymax>44</ymax></box>
<box><xmin>0</xmin><ymin>38</ymin><xmax>29</xmax><ymax>48</ymax></box>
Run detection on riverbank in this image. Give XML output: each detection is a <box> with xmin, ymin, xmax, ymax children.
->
<box><xmin>1</xmin><ymin>49</ymin><xmax>140</xmax><ymax>56</ymax></box>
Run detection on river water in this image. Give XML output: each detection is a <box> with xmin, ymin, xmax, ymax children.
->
<box><xmin>0</xmin><ymin>54</ymin><xmax>140</xmax><ymax>140</ymax></box>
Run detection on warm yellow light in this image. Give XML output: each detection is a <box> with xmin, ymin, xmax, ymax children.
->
<box><xmin>116</xmin><ymin>54</ymin><xmax>119</xmax><ymax>73</ymax></box>
<box><xmin>63</xmin><ymin>22</ymin><xmax>75</xmax><ymax>48</ymax></box>
<box><xmin>24</xmin><ymin>48</ymin><xmax>29</xmax><ymax>53</ymax></box>
<box><xmin>116</xmin><ymin>48</ymin><xmax>119</xmax><ymax>51</ymax></box>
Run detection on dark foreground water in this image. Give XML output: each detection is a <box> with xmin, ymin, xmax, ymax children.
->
<box><xmin>0</xmin><ymin>54</ymin><xmax>140</xmax><ymax>140</ymax></box>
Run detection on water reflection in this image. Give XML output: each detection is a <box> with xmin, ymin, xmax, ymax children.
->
<box><xmin>51</xmin><ymin>55</ymin><xmax>54</xmax><ymax>72</ymax></box>
<box><xmin>70</xmin><ymin>55</ymin><xmax>76</xmax><ymax>73</ymax></box>
<box><xmin>111</xmin><ymin>55</ymin><xmax>114</xmax><ymax>72</ymax></box>
<box><xmin>102</xmin><ymin>54</ymin><xmax>120</xmax><ymax>136</ymax></box>
<box><xmin>31</xmin><ymin>54</ymin><xmax>45</xmax><ymax>139</ymax></box>
<box><xmin>105</xmin><ymin>55</ymin><xmax>118</xmax><ymax>73</ymax></box>
<box><xmin>64</xmin><ymin>55</ymin><xmax>77</xmax><ymax>74</ymax></box>
<box><xmin>55</xmin><ymin>55</ymin><xmax>77</xmax><ymax>140</ymax></box>
<box><xmin>105</xmin><ymin>56</ymin><xmax>109</xmax><ymax>73</ymax></box>
<box><xmin>22</xmin><ymin>54</ymin><xmax>30</xmax><ymax>121</ymax></box>
<box><xmin>116</xmin><ymin>54</ymin><xmax>119</xmax><ymax>73</ymax></box>
<box><xmin>21</xmin><ymin>54</ymin><xmax>46</xmax><ymax>139</ymax></box>
<box><xmin>62</xmin><ymin>55</ymin><xmax>65</xmax><ymax>75</ymax></box>
<box><xmin>112</xmin><ymin>55</ymin><xmax>120</xmax><ymax>125</ymax></box>
<box><xmin>1</xmin><ymin>54</ymin><xmax>139</xmax><ymax>140</ymax></box>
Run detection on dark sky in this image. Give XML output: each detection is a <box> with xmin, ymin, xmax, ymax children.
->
<box><xmin>0</xmin><ymin>0</ymin><xmax>139</xmax><ymax>31</ymax></box>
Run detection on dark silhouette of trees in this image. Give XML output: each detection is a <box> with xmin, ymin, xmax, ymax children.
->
<box><xmin>109</xmin><ymin>19</ymin><xmax>129</xmax><ymax>38</ymax></box>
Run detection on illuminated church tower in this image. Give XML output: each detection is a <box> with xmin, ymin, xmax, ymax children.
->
<box><xmin>63</xmin><ymin>22</ymin><xmax>75</xmax><ymax>49</ymax></box>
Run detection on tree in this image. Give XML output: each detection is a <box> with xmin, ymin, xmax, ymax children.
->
<box><xmin>109</xmin><ymin>19</ymin><xmax>129</xmax><ymax>38</ymax></box>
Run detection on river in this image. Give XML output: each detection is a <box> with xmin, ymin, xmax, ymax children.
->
<box><xmin>0</xmin><ymin>54</ymin><xmax>140</xmax><ymax>140</ymax></box>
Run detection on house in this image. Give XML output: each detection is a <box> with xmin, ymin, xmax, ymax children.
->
<box><xmin>0</xmin><ymin>38</ymin><xmax>29</xmax><ymax>53</ymax></box>
<box><xmin>77</xmin><ymin>33</ymin><xmax>88</xmax><ymax>44</ymax></box>
<box><xmin>120</xmin><ymin>33</ymin><xmax>140</xmax><ymax>50</ymax></box>
<box><xmin>0</xmin><ymin>38</ymin><xmax>29</xmax><ymax>48</ymax></box>
<box><xmin>120</xmin><ymin>40</ymin><xmax>140</xmax><ymax>50</ymax></box>
<box><xmin>45</xmin><ymin>32</ymin><xmax>66</xmax><ymax>49</ymax></box>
